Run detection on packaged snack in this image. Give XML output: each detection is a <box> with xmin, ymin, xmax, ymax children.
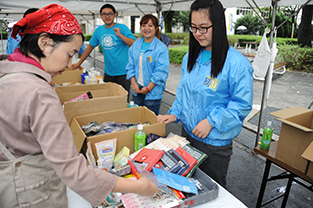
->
<box><xmin>114</xmin><ymin>146</ymin><xmax>130</xmax><ymax>169</ymax></box>
<box><xmin>95</xmin><ymin>138</ymin><xmax>117</xmax><ymax>171</ymax></box>
<box><xmin>86</xmin><ymin>141</ymin><xmax>96</xmax><ymax>167</ymax></box>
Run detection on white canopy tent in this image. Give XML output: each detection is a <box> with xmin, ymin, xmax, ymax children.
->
<box><xmin>1</xmin><ymin>0</ymin><xmax>312</xmax><ymax>146</ymax></box>
<box><xmin>0</xmin><ymin>0</ymin><xmax>312</xmax><ymax>19</ymax></box>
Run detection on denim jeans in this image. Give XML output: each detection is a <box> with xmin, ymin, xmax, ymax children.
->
<box><xmin>132</xmin><ymin>93</ymin><xmax>161</xmax><ymax>115</ymax></box>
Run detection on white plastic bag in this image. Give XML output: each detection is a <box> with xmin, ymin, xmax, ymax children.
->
<box><xmin>252</xmin><ymin>29</ymin><xmax>272</xmax><ymax>80</ymax></box>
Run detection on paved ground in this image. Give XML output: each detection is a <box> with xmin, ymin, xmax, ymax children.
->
<box><xmin>1</xmin><ymin>40</ymin><xmax>313</xmax><ymax>208</ymax></box>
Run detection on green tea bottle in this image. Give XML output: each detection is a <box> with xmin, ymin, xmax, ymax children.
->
<box><xmin>260</xmin><ymin>121</ymin><xmax>273</xmax><ymax>151</ymax></box>
<box><xmin>134</xmin><ymin>124</ymin><xmax>146</xmax><ymax>151</ymax></box>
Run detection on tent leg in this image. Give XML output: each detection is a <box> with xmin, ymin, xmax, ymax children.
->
<box><xmin>254</xmin><ymin>0</ymin><xmax>278</xmax><ymax>147</ymax></box>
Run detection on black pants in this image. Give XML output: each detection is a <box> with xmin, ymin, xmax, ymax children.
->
<box><xmin>103</xmin><ymin>74</ymin><xmax>130</xmax><ymax>101</ymax></box>
<box><xmin>182</xmin><ymin>128</ymin><xmax>233</xmax><ymax>188</ymax></box>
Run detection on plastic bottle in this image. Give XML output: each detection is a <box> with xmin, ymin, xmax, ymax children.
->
<box><xmin>129</xmin><ymin>101</ymin><xmax>135</xmax><ymax>108</ymax></box>
<box><xmin>81</xmin><ymin>69</ymin><xmax>88</xmax><ymax>84</ymax></box>
<box><xmin>89</xmin><ymin>72</ymin><xmax>98</xmax><ymax>84</ymax></box>
<box><xmin>134</xmin><ymin>124</ymin><xmax>146</xmax><ymax>151</ymax></box>
<box><xmin>260</xmin><ymin>121</ymin><xmax>273</xmax><ymax>151</ymax></box>
<box><xmin>96</xmin><ymin>71</ymin><xmax>103</xmax><ymax>84</ymax></box>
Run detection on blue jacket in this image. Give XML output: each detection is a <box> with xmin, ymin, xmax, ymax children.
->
<box><xmin>6</xmin><ymin>32</ymin><xmax>21</xmax><ymax>55</ymax></box>
<box><xmin>126</xmin><ymin>37</ymin><xmax>169</xmax><ymax>100</ymax></box>
<box><xmin>169</xmin><ymin>47</ymin><xmax>253</xmax><ymax>146</ymax></box>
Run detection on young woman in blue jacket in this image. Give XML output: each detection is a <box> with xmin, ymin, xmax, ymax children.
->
<box><xmin>157</xmin><ymin>0</ymin><xmax>253</xmax><ymax>188</ymax></box>
<box><xmin>126</xmin><ymin>14</ymin><xmax>169</xmax><ymax>115</ymax></box>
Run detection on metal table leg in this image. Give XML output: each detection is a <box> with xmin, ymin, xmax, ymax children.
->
<box><xmin>281</xmin><ymin>173</ymin><xmax>294</xmax><ymax>208</ymax></box>
<box><xmin>256</xmin><ymin>159</ymin><xmax>272</xmax><ymax>208</ymax></box>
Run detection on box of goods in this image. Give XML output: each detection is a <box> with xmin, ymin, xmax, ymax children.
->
<box><xmin>55</xmin><ymin>82</ymin><xmax>127</xmax><ymax>124</ymax></box>
<box><xmin>52</xmin><ymin>66</ymin><xmax>83</xmax><ymax>86</ymax></box>
<box><xmin>70</xmin><ymin>106</ymin><xmax>165</xmax><ymax>157</ymax></box>
<box><xmin>270</xmin><ymin>106</ymin><xmax>313</xmax><ymax>176</ymax></box>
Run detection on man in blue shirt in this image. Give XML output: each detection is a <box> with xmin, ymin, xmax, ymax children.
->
<box><xmin>72</xmin><ymin>4</ymin><xmax>136</xmax><ymax>95</ymax></box>
<box><xmin>6</xmin><ymin>8</ymin><xmax>39</xmax><ymax>54</ymax></box>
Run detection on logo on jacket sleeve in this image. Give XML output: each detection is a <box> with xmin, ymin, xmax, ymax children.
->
<box><xmin>204</xmin><ymin>76</ymin><xmax>218</xmax><ymax>90</ymax></box>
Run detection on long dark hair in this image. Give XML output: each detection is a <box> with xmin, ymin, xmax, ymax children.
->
<box><xmin>187</xmin><ymin>0</ymin><xmax>229</xmax><ymax>78</ymax></box>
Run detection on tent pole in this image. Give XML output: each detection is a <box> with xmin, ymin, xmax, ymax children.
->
<box><xmin>1</xmin><ymin>20</ymin><xmax>3</xmax><ymax>53</ymax></box>
<box><xmin>254</xmin><ymin>0</ymin><xmax>278</xmax><ymax>147</ymax></box>
<box><xmin>93</xmin><ymin>13</ymin><xmax>96</xmax><ymax>68</ymax></box>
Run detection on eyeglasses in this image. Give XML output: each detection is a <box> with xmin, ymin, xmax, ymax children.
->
<box><xmin>189</xmin><ymin>25</ymin><xmax>213</xmax><ymax>34</ymax></box>
<box><xmin>100</xmin><ymin>12</ymin><xmax>114</xmax><ymax>16</ymax></box>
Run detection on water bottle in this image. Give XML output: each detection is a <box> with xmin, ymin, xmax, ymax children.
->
<box><xmin>260</xmin><ymin>121</ymin><xmax>273</xmax><ymax>151</ymax></box>
<box><xmin>129</xmin><ymin>101</ymin><xmax>135</xmax><ymax>108</ymax></box>
<box><xmin>81</xmin><ymin>69</ymin><xmax>88</xmax><ymax>84</ymax></box>
<box><xmin>89</xmin><ymin>72</ymin><xmax>98</xmax><ymax>84</ymax></box>
<box><xmin>134</xmin><ymin>124</ymin><xmax>146</xmax><ymax>151</ymax></box>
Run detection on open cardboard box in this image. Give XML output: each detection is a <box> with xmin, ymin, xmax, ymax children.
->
<box><xmin>55</xmin><ymin>82</ymin><xmax>127</xmax><ymax>125</ymax></box>
<box><xmin>70</xmin><ymin>107</ymin><xmax>220</xmax><ymax>207</ymax></box>
<box><xmin>52</xmin><ymin>66</ymin><xmax>83</xmax><ymax>85</ymax></box>
<box><xmin>270</xmin><ymin>106</ymin><xmax>313</xmax><ymax>176</ymax></box>
<box><xmin>70</xmin><ymin>106</ymin><xmax>165</xmax><ymax>160</ymax></box>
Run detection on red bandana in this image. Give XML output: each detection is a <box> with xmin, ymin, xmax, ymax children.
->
<box><xmin>11</xmin><ymin>4</ymin><xmax>82</xmax><ymax>39</ymax></box>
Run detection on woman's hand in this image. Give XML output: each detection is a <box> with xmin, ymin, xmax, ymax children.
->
<box><xmin>139</xmin><ymin>87</ymin><xmax>149</xmax><ymax>95</ymax></box>
<box><xmin>192</xmin><ymin>118</ymin><xmax>212</xmax><ymax>139</ymax></box>
<box><xmin>132</xmin><ymin>83</ymin><xmax>141</xmax><ymax>94</ymax></box>
<box><xmin>134</xmin><ymin>177</ymin><xmax>159</xmax><ymax>197</ymax></box>
<box><xmin>157</xmin><ymin>114</ymin><xmax>177</xmax><ymax>124</ymax></box>
<box><xmin>113</xmin><ymin>176</ymin><xmax>159</xmax><ymax>197</ymax></box>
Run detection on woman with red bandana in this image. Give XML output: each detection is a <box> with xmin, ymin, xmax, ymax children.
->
<box><xmin>0</xmin><ymin>4</ymin><xmax>158</xmax><ymax>208</ymax></box>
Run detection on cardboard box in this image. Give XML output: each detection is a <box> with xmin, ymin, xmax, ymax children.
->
<box><xmin>70</xmin><ymin>106</ymin><xmax>165</xmax><ymax>159</ymax></box>
<box><xmin>270</xmin><ymin>106</ymin><xmax>313</xmax><ymax>174</ymax></box>
<box><xmin>70</xmin><ymin>107</ymin><xmax>219</xmax><ymax>207</ymax></box>
<box><xmin>52</xmin><ymin>69</ymin><xmax>83</xmax><ymax>85</ymax></box>
<box><xmin>55</xmin><ymin>82</ymin><xmax>127</xmax><ymax>124</ymax></box>
<box><xmin>302</xmin><ymin>138</ymin><xmax>313</xmax><ymax>178</ymax></box>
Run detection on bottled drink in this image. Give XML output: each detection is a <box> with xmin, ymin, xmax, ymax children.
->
<box><xmin>129</xmin><ymin>101</ymin><xmax>135</xmax><ymax>108</ymax></box>
<box><xmin>134</xmin><ymin>124</ymin><xmax>146</xmax><ymax>151</ymax></box>
<box><xmin>96</xmin><ymin>71</ymin><xmax>103</xmax><ymax>84</ymax></box>
<box><xmin>260</xmin><ymin>121</ymin><xmax>273</xmax><ymax>151</ymax></box>
<box><xmin>81</xmin><ymin>69</ymin><xmax>88</xmax><ymax>84</ymax></box>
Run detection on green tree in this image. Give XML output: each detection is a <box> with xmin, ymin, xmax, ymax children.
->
<box><xmin>172</xmin><ymin>11</ymin><xmax>190</xmax><ymax>32</ymax></box>
<box><xmin>162</xmin><ymin>11</ymin><xmax>175</xmax><ymax>33</ymax></box>
<box><xmin>234</xmin><ymin>14</ymin><xmax>265</xmax><ymax>35</ymax></box>
<box><xmin>298</xmin><ymin>5</ymin><xmax>313</xmax><ymax>47</ymax></box>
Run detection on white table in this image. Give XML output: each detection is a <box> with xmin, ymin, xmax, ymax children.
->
<box><xmin>194</xmin><ymin>182</ymin><xmax>247</xmax><ymax>208</ymax></box>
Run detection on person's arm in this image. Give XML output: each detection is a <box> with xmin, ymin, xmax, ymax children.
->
<box><xmin>113</xmin><ymin>177</ymin><xmax>158</xmax><ymax>197</ymax></box>
<box><xmin>166</xmin><ymin>53</ymin><xmax>189</xmax><ymax>123</ymax></box>
<box><xmin>113</xmin><ymin>27</ymin><xmax>135</xmax><ymax>47</ymax></box>
<box><xmin>72</xmin><ymin>44</ymin><xmax>94</xmax><ymax>69</ymax></box>
<box><xmin>130</xmin><ymin>76</ymin><xmax>141</xmax><ymax>94</ymax></box>
<box><xmin>140</xmin><ymin>81</ymin><xmax>156</xmax><ymax>95</ymax></box>
<box><xmin>143</xmin><ymin>43</ymin><xmax>169</xmax><ymax>94</ymax></box>
<box><xmin>205</xmin><ymin>63</ymin><xmax>253</xmax><ymax>136</ymax></box>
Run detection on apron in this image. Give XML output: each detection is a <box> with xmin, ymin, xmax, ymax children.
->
<box><xmin>0</xmin><ymin>72</ymin><xmax>68</xmax><ymax>208</ymax></box>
